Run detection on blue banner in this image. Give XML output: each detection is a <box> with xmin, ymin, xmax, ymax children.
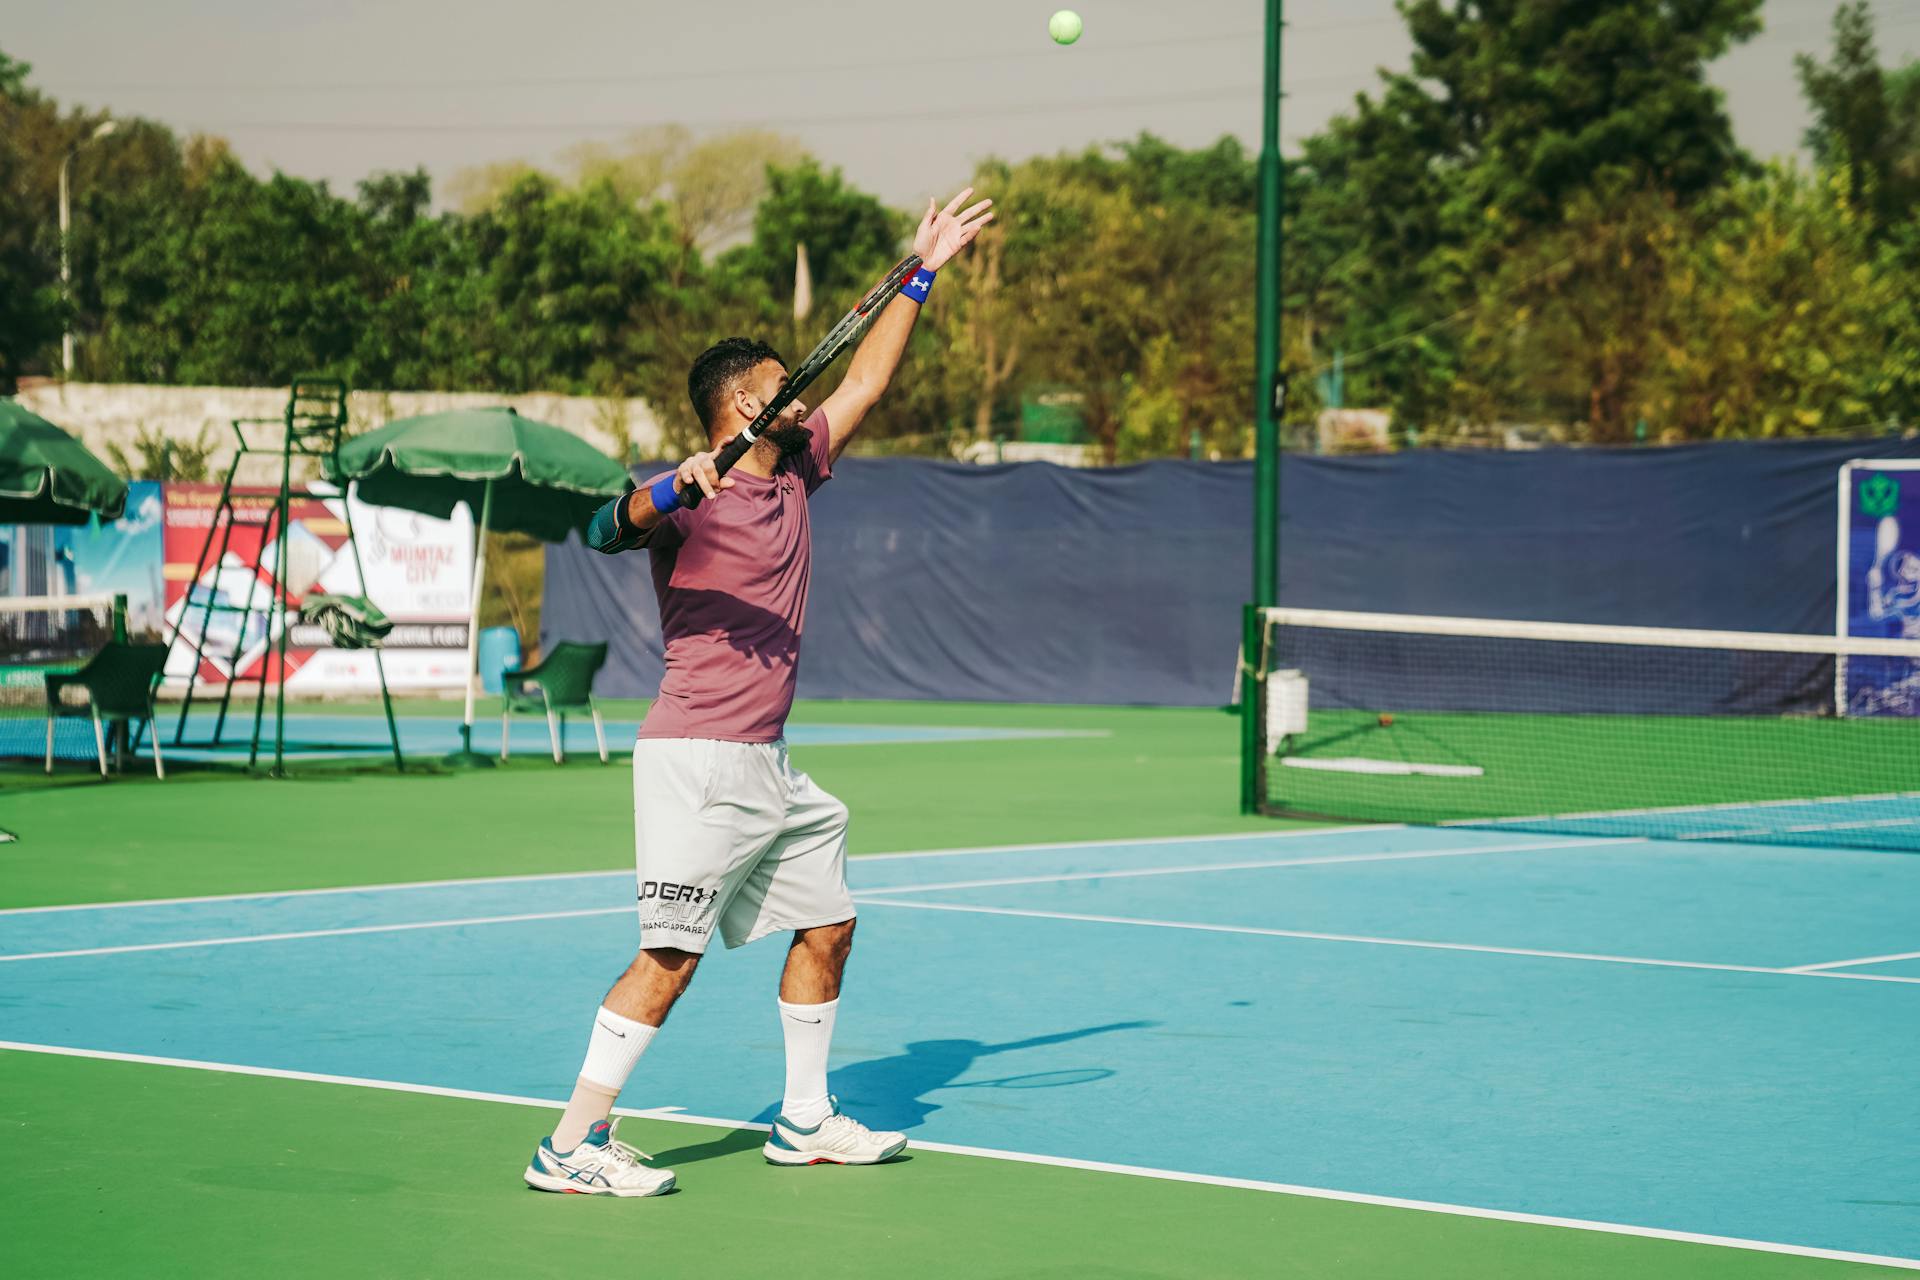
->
<box><xmin>547</xmin><ymin>439</ymin><xmax>1920</xmax><ymax>709</ymax></box>
<box><xmin>1</xmin><ymin>481</ymin><xmax>164</xmax><ymax>637</ymax></box>
<box><xmin>1843</xmin><ymin>463</ymin><xmax>1920</xmax><ymax>716</ymax></box>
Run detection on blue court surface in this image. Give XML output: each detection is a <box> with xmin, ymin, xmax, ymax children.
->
<box><xmin>3</xmin><ymin>824</ymin><xmax>1917</xmax><ymax>1265</ymax></box>
<box><xmin>1452</xmin><ymin>792</ymin><xmax>1920</xmax><ymax>851</ymax></box>
<box><xmin>151</xmin><ymin>712</ymin><xmax>1101</xmax><ymax>762</ymax></box>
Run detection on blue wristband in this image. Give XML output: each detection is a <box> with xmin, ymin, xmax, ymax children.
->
<box><xmin>901</xmin><ymin>265</ymin><xmax>937</xmax><ymax>305</ymax></box>
<box><xmin>649</xmin><ymin>472</ymin><xmax>682</xmax><ymax>516</ymax></box>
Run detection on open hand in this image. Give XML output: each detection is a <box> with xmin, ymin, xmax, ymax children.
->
<box><xmin>914</xmin><ymin>187</ymin><xmax>994</xmax><ymax>270</ymax></box>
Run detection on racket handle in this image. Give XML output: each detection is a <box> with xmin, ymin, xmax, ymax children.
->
<box><xmin>678</xmin><ymin>429</ymin><xmax>759</xmax><ymax>511</ymax></box>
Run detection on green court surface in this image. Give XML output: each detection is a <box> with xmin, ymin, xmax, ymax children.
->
<box><xmin>3</xmin><ymin>700</ymin><xmax>1914</xmax><ymax>1277</ymax></box>
<box><xmin>1271</xmin><ymin>708</ymin><xmax>1913</xmax><ymax>826</ymax></box>
<box><xmin>0</xmin><ymin>700</ymin><xmax>1277</xmax><ymax>908</ymax></box>
<box><xmin>3</xmin><ymin>1051</ymin><xmax>1882</xmax><ymax>1280</ymax></box>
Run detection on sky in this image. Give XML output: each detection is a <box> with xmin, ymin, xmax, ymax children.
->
<box><xmin>11</xmin><ymin>0</ymin><xmax>1920</xmax><ymax>210</ymax></box>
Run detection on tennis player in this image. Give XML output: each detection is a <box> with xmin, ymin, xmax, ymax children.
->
<box><xmin>524</xmin><ymin>188</ymin><xmax>993</xmax><ymax>1196</ymax></box>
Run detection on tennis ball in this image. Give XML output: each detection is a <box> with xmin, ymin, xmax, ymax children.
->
<box><xmin>1049</xmin><ymin>10</ymin><xmax>1083</xmax><ymax>45</ymax></box>
<box><xmin>1378</xmin><ymin>713</ymin><xmax>1394</xmax><ymax>727</ymax></box>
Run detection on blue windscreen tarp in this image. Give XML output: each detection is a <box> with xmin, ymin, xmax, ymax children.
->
<box><xmin>543</xmin><ymin>437</ymin><xmax>1920</xmax><ymax>707</ymax></box>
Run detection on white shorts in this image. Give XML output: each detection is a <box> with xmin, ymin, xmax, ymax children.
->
<box><xmin>631</xmin><ymin>737</ymin><xmax>855</xmax><ymax>954</ymax></box>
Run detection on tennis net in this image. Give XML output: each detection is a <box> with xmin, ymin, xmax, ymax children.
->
<box><xmin>2</xmin><ymin>593</ymin><xmax>126</xmax><ymax>764</ymax></box>
<box><xmin>1250</xmin><ymin>608</ymin><xmax>1920</xmax><ymax>851</ymax></box>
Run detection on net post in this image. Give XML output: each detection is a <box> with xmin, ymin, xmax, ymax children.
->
<box><xmin>111</xmin><ymin>593</ymin><xmax>127</xmax><ymax>643</ymax></box>
<box><xmin>1245</xmin><ymin>0</ymin><xmax>1283</xmax><ymax>815</ymax></box>
<box><xmin>1240</xmin><ymin>603</ymin><xmax>1263</xmax><ymax>814</ymax></box>
<box><xmin>1252</xmin><ymin>0</ymin><xmax>1284</xmax><ymax>616</ymax></box>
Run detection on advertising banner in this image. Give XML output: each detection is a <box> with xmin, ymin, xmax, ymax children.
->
<box><xmin>162</xmin><ymin>483</ymin><xmax>472</xmax><ymax>692</ymax></box>
<box><xmin>1838</xmin><ymin>460</ymin><xmax>1920</xmax><ymax>716</ymax></box>
<box><xmin>1</xmin><ymin>481</ymin><xmax>165</xmax><ymax>637</ymax></box>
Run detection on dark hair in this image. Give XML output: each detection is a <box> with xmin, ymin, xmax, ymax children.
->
<box><xmin>687</xmin><ymin>337</ymin><xmax>785</xmax><ymax>430</ymax></box>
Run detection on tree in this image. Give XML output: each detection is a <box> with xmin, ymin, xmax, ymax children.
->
<box><xmin>443</xmin><ymin>159</ymin><xmax>547</xmax><ymax>216</ymax></box>
<box><xmin>1651</xmin><ymin>165</ymin><xmax>1920</xmax><ymax>438</ymax></box>
<box><xmin>0</xmin><ymin>48</ymin><xmax>61</xmax><ymax>388</ymax></box>
<box><xmin>1454</xmin><ymin>185</ymin><xmax>1689</xmax><ymax>441</ymax></box>
<box><xmin>462</xmin><ymin>174</ymin><xmax>681</xmax><ymax>396</ymax></box>
<box><xmin>1287</xmin><ymin>0</ymin><xmax>1764</xmax><ymax>432</ymax></box>
<box><xmin>1797</xmin><ymin>2</ymin><xmax>1920</xmax><ymax>230</ymax></box>
<box><xmin>727</xmin><ymin>157</ymin><xmax>901</xmax><ymax>307</ymax></box>
<box><xmin>565</xmin><ymin>126</ymin><xmax>801</xmax><ymax>257</ymax></box>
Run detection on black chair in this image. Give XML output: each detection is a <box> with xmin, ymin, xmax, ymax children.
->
<box><xmin>45</xmin><ymin>642</ymin><xmax>170</xmax><ymax>778</ymax></box>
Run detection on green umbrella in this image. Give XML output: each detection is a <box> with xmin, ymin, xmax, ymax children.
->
<box><xmin>326</xmin><ymin>407</ymin><xmax>630</xmax><ymax>760</ymax></box>
<box><xmin>0</xmin><ymin>400</ymin><xmax>129</xmax><ymax>525</ymax></box>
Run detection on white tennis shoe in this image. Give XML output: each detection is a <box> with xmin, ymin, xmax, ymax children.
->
<box><xmin>525</xmin><ymin>1119</ymin><xmax>677</xmax><ymax>1197</ymax></box>
<box><xmin>763</xmin><ymin>1097</ymin><xmax>907</xmax><ymax>1166</ymax></box>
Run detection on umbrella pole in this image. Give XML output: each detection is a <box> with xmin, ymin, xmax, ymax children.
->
<box><xmin>448</xmin><ymin>478</ymin><xmax>496</xmax><ymax>767</ymax></box>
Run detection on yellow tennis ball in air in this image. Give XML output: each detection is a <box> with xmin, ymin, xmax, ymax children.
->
<box><xmin>1049</xmin><ymin>10</ymin><xmax>1083</xmax><ymax>45</ymax></box>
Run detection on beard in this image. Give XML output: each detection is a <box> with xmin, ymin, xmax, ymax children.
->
<box><xmin>762</xmin><ymin>419</ymin><xmax>812</xmax><ymax>458</ymax></box>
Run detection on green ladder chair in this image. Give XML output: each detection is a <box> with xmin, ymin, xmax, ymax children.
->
<box><xmin>45</xmin><ymin>643</ymin><xmax>171</xmax><ymax>779</ymax></box>
<box><xmin>500</xmin><ymin>641</ymin><xmax>611</xmax><ymax>764</ymax></box>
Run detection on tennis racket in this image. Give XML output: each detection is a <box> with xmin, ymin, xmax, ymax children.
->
<box><xmin>681</xmin><ymin>253</ymin><xmax>924</xmax><ymax>510</ymax></box>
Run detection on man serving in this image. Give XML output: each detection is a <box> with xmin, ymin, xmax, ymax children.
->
<box><xmin>524</xmin><ymin>188</ymin><xmax>993</xmax><ymax>1196</ymax></box>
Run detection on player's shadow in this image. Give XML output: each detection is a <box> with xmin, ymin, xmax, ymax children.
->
<box><xmin>750</xmin><ymin>1021</ymin><xmax>1156</xmax><ymax>1133</ymax></box>
<box><xmin>642</xmin><ymin>1121</ymin><xmax>767</xmax><ymax>1170</ymax></box>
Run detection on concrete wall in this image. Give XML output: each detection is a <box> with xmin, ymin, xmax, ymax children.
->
<box><xmin>15</xmin><ymin>382</ymin><xmax>664</xmax><ymax>483</ymax></box>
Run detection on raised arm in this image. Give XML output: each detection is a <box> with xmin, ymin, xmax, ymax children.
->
<box><xmin>819</xmin><ymin>187</ymin><xmax>994</xmax><ymax>462</ymax></box>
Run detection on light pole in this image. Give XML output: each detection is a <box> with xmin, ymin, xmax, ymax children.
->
<box><xmin>59</xmin><ymin>118</ymin><xmax>116</xmax><ymax>379</ymax></box>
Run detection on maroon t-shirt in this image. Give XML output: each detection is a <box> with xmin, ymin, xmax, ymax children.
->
<box><xmin>635</xmin><ymin>408</ymin><xmax>833</xmax><ymax>742</ymax></box>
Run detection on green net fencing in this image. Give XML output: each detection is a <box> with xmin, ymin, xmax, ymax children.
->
<box><xmin>1252</xmin><ymin>608</ymin><xmax>1920</xmax><ymax>852</ymax></box>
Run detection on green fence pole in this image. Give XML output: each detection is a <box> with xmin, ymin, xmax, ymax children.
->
<box><xmin>1243</xmin><ymin>0</ymin><xmax>1284</xmax><ymax>814</ymax></box>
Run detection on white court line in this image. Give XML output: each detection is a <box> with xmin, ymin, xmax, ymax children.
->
<box><xmin>1676</xmin><ymin>816</ymin><xmax>1920</xmax><ymax>841</ymax></box>
<box><xmin>0</xmin><ymin>907</ymin><xmax>629</xmax><ymax>964</ymax></box>
<box><xmin>1785</xmin><ymin>949</ymin><xmax>1920</xmax><ymax>973</ymax></box>
<box><xmin>1448</xmin><ymin>791</ymin><xmax>1920</xmax><ymax>829</ymax></box>
<box><xmin>0</xmin><ymin>825</ymin><xmax>1399</xmax><ymax>917</ymax></box>
<box><xmin>0</xmin><ymin>837</ymin><xmax>1616</xmax><ymax>964</ymax></box>
<box><xmin>0</xmin><ymin>1040</ymin><xmax>1912</xmax><ymax>1273</ymax></box>
<box><xmin>853</xmin><ymin>837</ymin><xmax>1639</xmax><ymax>897</ymax></box>
<box><xmin>855</xmin><ymin>899</ymin><xmax>1920</xmax><ymax>986</ymax></box>
<box><xmin>0</xmin><ymin>867</ymin><xmax>630</xmax><ymax>918</ymax></box>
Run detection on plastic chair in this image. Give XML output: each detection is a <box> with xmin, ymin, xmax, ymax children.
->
<box><xmin>500</xmin><ymin>641</ymin><xmax>610</xmax><ymax>764</ymax></box>
<box><xmin>44</xmin><ymin>643</ymin><xmax>170</xmax><ymax>779</ymax></box>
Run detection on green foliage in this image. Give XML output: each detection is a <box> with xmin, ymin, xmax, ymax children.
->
<box><xmin>1288</xmin><ymin>0</ymin><xmax>1765</xmax><ymax>434</ymax></box>
<box><xmin>16</xmin><ymin>0</ymin><xmax>1920</xmax><ymax>454</ymax></box>
<box><xmin>0</xmin><ymin>46</ymin><xmax>60</xmax><ymax>390</ymax></box>
<box><xmin>1797</xmin><ymin>2</ymin><xmax>1920</xmax><ymax>231</ymax></box>
<box><xmin>102</xmin><ymin>423</ymin><xmax>215</xmax><ymax>482</ymax></box>
<box><xmin>727</xmin><ymin>157</ymin><xmax>901</xmax><ymax>304</ymax></box>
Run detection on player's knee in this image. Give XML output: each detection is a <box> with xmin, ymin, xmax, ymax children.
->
<box><xmin>799</xmin><ymin>917</ymin><xmax>854</xmax><ymax>958</ymax></box>
<box><xmin>635</xmin><ymin>945</ymin><xmax>701</xmax><ymax>988</ymax></box>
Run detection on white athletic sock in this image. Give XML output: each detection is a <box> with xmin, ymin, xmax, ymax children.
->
<box><xmin>778</xmin><ymin>997</ymin><xmax>838</xmax><ymax>1128</ymax></box>
<box><xmin>552</xmin><ymin>1006</ymin><xmax>658</xmax><ymax>1152</ymax></box>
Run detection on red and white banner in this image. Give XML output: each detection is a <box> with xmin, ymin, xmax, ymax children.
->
<box><xmin>162</xmin><ymin>484</ymin><xmax>473</xmax><ymax>692</ymax></box>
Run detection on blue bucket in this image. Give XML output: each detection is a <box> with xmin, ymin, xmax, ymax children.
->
<box><xmin>477</xmin><ymin>626</ymin><xmax>523</xmax><ymax>694</ymax></box>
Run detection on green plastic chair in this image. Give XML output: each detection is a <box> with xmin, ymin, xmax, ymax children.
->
<box><xmin>44</xmin><ymin>642</ymin><xmax>170</xmax><ymax>779</ymax></box>
<box><xmin>500</xmin><ymin>641</ymin><xmax>611</xmax><ymax>764</ymax></box>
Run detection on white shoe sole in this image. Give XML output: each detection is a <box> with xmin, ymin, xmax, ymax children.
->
<box><xmin>762</xmin><ymin>1137</ymin><xmax>907</xmax><ymax>1166</ymax></box>
<box><xmin>523</xmin><ymin>1164</ymin><xmax>676</xmax><ymax>1197</ymax></box>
